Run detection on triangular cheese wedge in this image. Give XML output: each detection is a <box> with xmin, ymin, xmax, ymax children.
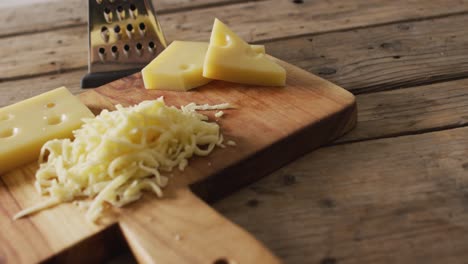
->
<box><xmin>142</xmin><ymin>41</ymin><xmax>267</xmax><ymax>91</ymax></box>
<box><xmin>203</xmin><ymin>18</ymin><xmax>286</xmax><ymax>86</ymax></box>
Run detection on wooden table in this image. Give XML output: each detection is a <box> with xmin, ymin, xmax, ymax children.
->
<box><xmin>2</xmin><ymin>0</ymin><xmax>468</xmax><ymax>263</ymax></box>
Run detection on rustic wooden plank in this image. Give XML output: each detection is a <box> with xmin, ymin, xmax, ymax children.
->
<box><xmin>266</xmin><ymin>13</ymin><xmax>468</xmax><ymax>94</ymax></box>
<box><xmin>159</xmin><ymin>0</ymin><xmax>468</xmax><ymax>43</ymax></box>
<box><xmin>2</xmin><ymin>10</ymin><xmax>468</xmax><ymax>142</ymax></box>
<box><xmin>337</xmin><ymin>78</ymin><xmax>468</xmax><ymax>143</ymax></box>
<box><xmin>3</xmin><ymin>4</ymin><xmax>468</xmax><ymax>86</ymax></box>
<box><xmin>0</xmin><ymin>27</ymin><xmax>88</xmax><ymax>81</ymax></box>
<box><xmin>2</xmin><ymin>71</ymin><xmax>468</xmax><ymax>145</ymax></box>
<box><xmin>1</xmin><ymin>59</ymin><xmax>355</xmax><ymax>263</ymax></box>
<box><xmin>0</xmin><ymin>0</ymin><xmax>248</xmax><ymax>37</ymax></box>
<box><xmin>3</xmin><ymin>13</ymin><xmax>468</xmax><ymax>142</ymax></box>
<box><xmin>3</xmin><ymin>0</ymin><xmax>468</xmax><ymax>40</ymax></box>
<box><xmin>0</xmin><ymin>71</ymin><xmax>85</xmax><ymax>107</ymax></box>
<box><xmin>214</xmin><ymin>126</ymin><xmax>468</xmax><ymax>264</ymax></box>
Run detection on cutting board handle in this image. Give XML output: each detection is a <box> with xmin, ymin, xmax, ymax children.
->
<box><xmin>119</xmin><ymin>188</ymin><xmax>281</xmax><ymax>264</ymax></box>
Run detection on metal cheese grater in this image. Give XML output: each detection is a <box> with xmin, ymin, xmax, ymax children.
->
<box><xmin>81</xmin><ymin>0</ymin><xmax>167</xmax><ymax>88</ymax></box>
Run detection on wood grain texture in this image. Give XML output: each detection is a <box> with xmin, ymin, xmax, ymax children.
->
<box><xmin>3</xmin><ymin>1</ymin><xmax>467</xmax><ymax>263</ymax></box>
<box><xmin>78</xmin><ymin>59</ymin><xmax>357</xmax><ymax>200</ymax></box>
<box><xmin>337</xmin><ymin>78</ymin><xmax>468</xmax><ymax>143</ymax></box>
<box><xmin>0</xmin><ymin>0</ymin><xmax>251</xmax><ymax>37</ymax></box>
<box><xmin>215</xmin><ymin>125</ymin><xmax>468</xmax><ymax>264</ymax></box>
<box><xmin>0</xmin><ymin>59</ymin><xmax>356</xmax><ymax>263</ymax></box>
<box><xmin>119</xmin><ymin>189</ymin><xmax>281</xmax><ymax>264</ymax></box>
<box><xmin>2</xmin><ymin>0</ymin><xmax>468</xmax><ymax>39</ymax></box>
<box><xmin>3</xmin><ymin>70</ymin><xmax>468</xmax><ymax>146</ymax></box>
<box><xmin>3</xmin><ymin>44</ymin><xmax>468</xmax><ymax>145</ymax></box>
<box><xmin>266</xmin><ymin>13</ymin><xmax>468</xmax><ymax>94</ymax></box>
<box><xmin>3</xmin><ymin>1</ymin><xmax>468</xmax><ymax>80</ymax></box>
<box><xmin>0</xmin><ymin>71</ymin><xmax>85</xmax><ymax>108</ymax></box>
<box><xmin>0</xmin><ymin>163</ymin><xmax>105</xmax><ymax>263</ymax></box>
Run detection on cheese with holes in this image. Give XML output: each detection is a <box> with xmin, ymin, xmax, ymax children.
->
<box><xmin>15</xmin><ymin>98</ymin><xmax>226</xmax><ymax>222</ymax></box>
<box><xmin>142</xmin><ymin>41</ymin><xmax>265</xmax><ymax>91</ymax></box>
<box><xmin>0</xmin><ymin>87</ymin><xmax>94</xmax><ymax>174</ymax></box>
<box><xmin>203</xmin><ymin>19</ymin><xmax>286</xmax><ymax>86</ymax></box>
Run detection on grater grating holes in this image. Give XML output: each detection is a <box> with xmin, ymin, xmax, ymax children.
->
<box><xmin>103</xmin><ymin>7</ymin><xmax>112</xmax><ymax>23</ymax></box>
<box><xmin>83</xmin><ymin>0</ymin><xmax>168</xmax><ymax>87</ymax></box>
<box><xmin>136</xmin><ymin>43</ymin><xmax>143</xmax><ymax>56</ymax></box>
<box><xmin>116</xmin><ymin>5</ymin><xmax>125</xmax><ymax>20</ymax></box>
<box><xmin>148</xmin><ymin>41</ymin><xmax>155</xmax><ymax>54</ymax></box>
<box><xmin>101</xmin><ymin>26</ymin><xmax>109</xmax><ymax>42</ymax></box>
<box><xmin>129</xmin><ymin>4</ymin><xmax>138</xmax><ymax>18</ymax></box>
<box><xmin>111</xmin><ymin>46</ymin><xmax>118</xmax><ymax>59</ymax></box>
<box><xmin>139</xmin><ymin>22</ymin><xmax>146</xmax><ymax>37</ymax></box>
<box><xmin>98</xmin><ymin>47</ymin><xmax>106</xmax><ymax>61</ymax></box>
<box><xmin>126</xmin><ymin>24</ymin><xmax>134</xmax><ymax>39</ymax></box>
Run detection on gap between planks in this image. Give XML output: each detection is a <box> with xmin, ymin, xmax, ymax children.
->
<box><xmin>4</xmin><ymin>9</ymin><xmax>468</xmax><ymax>144</ymax></box>
<box><xmin>2</xmin><ymin>69</ymin><xmax>468</xmax><ymax>147</ymax></box>
<box><xmin>3</xmin><ymin>10</ymin><xmax>468</xmax><ymax>95</ymax></box>
<box><xmin>213</xmin><ymin>124</ymin><xmax>468</xmax><ymax>264</ymax></box>
<box><xmin>3</xmin><ymin>2</ymin><xmax>468</xmax><ymax>91</ymax></box>
<box><xmin>0</xmin><ymin>0</ymin><xmax>266</xmax><ymax>39</ymax></box>
<box><xmin>2</xmin><ymin>4</ymin><xmax>468</xmax><ymax>144</ymax></box>
<box><xmin>3</xmin><ymin>0</ymin><xmax>468</xmax><ymax>43</ymax></box>
<box><xmin>252</xmin><ymin>10</ymin><xmax>468</xmax><ymax>45</ymax></box>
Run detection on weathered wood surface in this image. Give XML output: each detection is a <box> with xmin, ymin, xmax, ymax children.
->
<box><xmin>0</xmin><ymin>59</ymin><xmax>356</xmax><ymax>263</ymax></box>
<box><xmin>3</xmin><ymin>8</ymin><xmax>468</xmax><ymax>90</ymax></box>
<box><xmin>3</xmin><ymin>70</ymin><xmax>468</xmax><ymax>147</ymax></box>
<box><xmin>3</xmin><ymin>0</ymin><xmax>468</xmax><ymax>40</ymax></box>
<box><xmin>337</xmin><ymin>79</ymin><xmax>468</xmax><ymax>143</ymax></box>
<box><xmin>0</xmin><ymin>0</ymin><xmax>251</xmax><ymax>37</ymax></box>
<box><xmin>2</xmin><ymin>0</ymin><xmax>468</xmax><ymax>263</ymax></box>
<box><xmin>3</xmin><ymin>12</ymin><xmax>468</xmax><ymax>144</ymax></box>
<box><xmin>215</xmin><ymin>125</ymin><xmax>468</xmax><ymax>264</ymax></box>
<box><xmin>267</xmin><ymin>14</ymin><xmax>468</xmax><ymax>94</ymax></box>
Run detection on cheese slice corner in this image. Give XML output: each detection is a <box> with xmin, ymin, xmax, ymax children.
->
<box><xmin>0</xmin><ymin>87</ymin><xmax>94</xmax><ymax>174</ymax></box>
<box><xmin>203</xmin><ymin>18</ymin><xmax>286</xmax><ymax>86</ymax></box>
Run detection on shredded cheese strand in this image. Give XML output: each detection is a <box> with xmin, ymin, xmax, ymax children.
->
<box><xmin>181</xmin><ymin>102</ymin><xmax>232</xmax><ymax>112</ymax></box>
<box><xmin>16</xmin><ymin>98</ymin><xmax>228</xmax><ymax>222</ymax></box>
<box><xmin>13</xmin><ymin>198</ymin><xmax>61</xmax><ymax>220</ymax></box>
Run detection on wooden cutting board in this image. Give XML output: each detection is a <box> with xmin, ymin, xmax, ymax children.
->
<box><xmin>0</xmin><ymin>58</ymin><xmax>356</xmax><ymax>264</ymax></box>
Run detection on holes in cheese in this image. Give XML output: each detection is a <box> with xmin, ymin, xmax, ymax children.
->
<box><xmin>15</xmin><ymin>98</ymin><xmax>230</xmax><ymax>222</ymax></box>
<box><xmin>0</xmin><ymin>87</ymin><xmax>94</xmax><ymax>175</ymax></box>
<box><xmin>44</xmin><ymin>114</ymin><xmax>66</xmax><ymax>126</ymax></box>
<box><xmin>213</xmin><ymin>33</ymin><xmax>231</xmax><ymax>48</ymax></box>
<box><xmin>141</xmin><ymin>41</ymin><xmax>266</xmax><ymax>91</ymax></box>
<box><xmin>142</xmin><ymin>41</ymin><xmax>213</xmax><ymax>91</ymax></box>
<box><xmin>0</xmin><ymin>127</ymin><xmax>17</xmax><ymax>138</ymax></box>
<box><xmin>46</xmin><ymin>102</ymin><xmax>56</xmax><ymax>108</ymax></box>
<box><xmin>179</xmin><ymin>64</ymin><xmax>191</xmax><ymax>71</ymax></box>
<box><xmin>0</xmin><ymin>113</ymin><xmax>13</xmax><ymax>121</ymax></box>
<box><xmin>203</xmin><ymin>19</ymin><xmax>286</xmax><ymax>86</ymax></box>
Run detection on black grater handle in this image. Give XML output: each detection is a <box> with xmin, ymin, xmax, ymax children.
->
<box><xmin>81</xmin><ymin>69</ymin><xmax>141</xmax><ymax>88</ymax></box>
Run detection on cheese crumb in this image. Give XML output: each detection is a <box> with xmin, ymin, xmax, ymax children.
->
<box><xmin>214</xmin><ymin>111</ymin><xmax>224</xmax><ymax>118</ymax></box>
<box><xmin>226</xmin><ymin>140</ymin><xmax>236</xmax><ymax>146</ymax></box>
<box><xmin>182</xmin><ymin>102</ymin><xmax>232</xmax><ymax>112</ymax></box>
<box><xmin>15</xmin><ymin>98</ymin><xmax>225</xmax><ymax>222</ymax></box>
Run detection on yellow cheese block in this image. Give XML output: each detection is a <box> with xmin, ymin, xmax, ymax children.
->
<box><xmin>0</xmin><ymin>87</ymin><xmax>94</xmax><ymax>174</ymax></box>
<box><xmin>203</xmin><ymin>19</ymin><xmax>286</xmax><ymax>86</ymax></box>
<box><xmin>142</xmin><ymin>41</ymin><xmax>265</xmax><ymax>91</ymax></box>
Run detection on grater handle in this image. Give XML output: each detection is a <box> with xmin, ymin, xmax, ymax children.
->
<box><xmin>81</xmin><ymin>69</ymin><xmax>141</xmax><ymax>88</ymax></box>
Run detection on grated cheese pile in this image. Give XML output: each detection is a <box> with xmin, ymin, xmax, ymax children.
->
<box><xmin>15</xmin><ymin>98</ymin><xmax>228</xmax><ymax>222</ymax></box>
